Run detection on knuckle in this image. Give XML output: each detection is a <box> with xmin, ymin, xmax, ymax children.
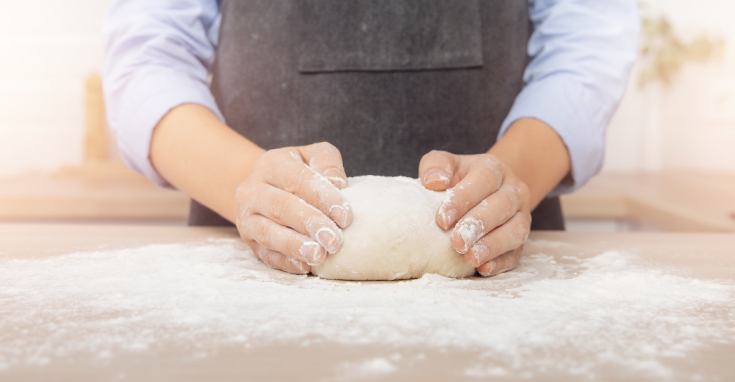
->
<box><xmin>285</xmin><ymin>167</ymin><xmax>309</xmax><ymax>194</ymax></box>
<box><xmin>312</xmin><ymin>142</ymin><xmax>341</xmax><ymax>158</ymax></box>
<box><xmin>235</xmin><ymin>183</ymin><xmax>250</xmax><ymax>204</ymax></box>
<box><xmin>478</xmin><ymin>155</ymin><xmax>502</xmax><ymax>179</ymax></box>
<box><xmin>478</xmin><ymin>167</ymin><xmax>501</xmax><ymax>185</ymax></box>
<box><xmin>518</xmin><ymin>182</ymin><xmax>530</xmax><ymax>201</ymax></box>
<box><xmin>241</xmin><ymin>236</ymin><xmax>258</xmax><ymax>253</ymax></box>
<box><xmin>273</xmin><ymin>253</ymin><xmax>288</xmax><ymax>271</ymax></box>
<box><xmin>274</xmin><ymin>255</ymin><xmax>290</xmax><ymax>272</ymax></box>
<box><xmin>499</xmin><ymin>190</ymin><xmax>513</xmax><ymax>210</ymax></box>
<box><xmin>252</xmin><ymin>245</ymin><xmax>264</xmax><ymax>261</ymax></box>
<box><xmin>235</xmin><ymin>181</ymin><xmax>259</xmax><ymax>208</ymax></box>
<box><xmin>285</xmin><ymin>236</ymin><xmax>304</xmax><ymax>259</ymax></box>
<box><xmin>493</xmin><ymin>191</ymin><xmax>514</xmax><ymax>219</ymax></box>
<box><xmin>260</xmin><ymin>148</ymin><xmax>280</xmax><ymax>163</ymax></box>
<box><xmin>512</xmin><ymin>247</ymin><xmax>524</xmax><ymax>261</ymax></box>
<box><xmin>498</xmin><ymin>258</ymin><xmax>512</xmax><ymax>273</ymax></box>
<box><xmin>483</xmin><ymin>153</ymin><xmax>499</xmax><ymax>161</ymax></box>
<box><xmin>269</xmin><ymin>192</ymin><xmax>293</xmax><ymax>222</ymax></box>
<box><xmin>500</xmin><ymin>204</ymin><xmax>515</xmax><ymax>221</ymax></box>
<box><xmin>285</xmin><ymin>256</ymin><xmax>308</xmax><ymax>274</ymax></box>
<box><xmin>518</xmin><ymin>212</ymin><xmax>531</xmax><ymax>230</ymax></box>
<box><xmin>312</xmin><ymin>141</ymin><xmax>332</xmax><ymax>151</ymax></box>
<box><xmin>256</xmin><ymin>246</ymin><xmax>273</xmax><ymax>264</ymax></box>
<box><xmin>425</xmin><ymin>150</ymin><xmax>449</xmax><ymax>163</ymax></box>
<box><xmin>253</xmin><ymin>220</ymin><xmax>273</xmax><ymax>245</ymax></box>
<box><xmin>261</xmin><ymin>248</ymin><xmax>283</xmax><ymax>269</ymax></box>
<box><xmin>522</xmin><ymin>224</ymin><xmax>531</xmax><ymax>241</ymax></box>
<box><xmin>483</xmin><ymin>236</ymin><xmax>500</xmax><ymax>257</ymax></box>
<box><xmin>261</xmin><ymin>249</ymin><xmax>279</xmax><ymax>266</ymax></box>
<box><xmin>508</xmin><ymin>184</ymin><xmax>522</xmax><ymax>201</ymax></box>
<box><xmin>515</xmin><ymin>217</ymin><xmax>531</xmax><ymax>244</ymax></box>
<box><xmin>239</xmin><ymin>215</ymin><xmax>257</xmax><ymax>239</ymax></box>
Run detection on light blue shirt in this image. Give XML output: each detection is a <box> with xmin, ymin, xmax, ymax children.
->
<box><xmin>102</xmin><ymin>0</ymin><xmax>639</xmax><ymax>195</ymax></box>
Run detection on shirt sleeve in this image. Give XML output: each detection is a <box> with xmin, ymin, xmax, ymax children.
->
<box><xmin>499</xmin><ymin>0</ymin><xmax>640</xmax><ymax>196</ymax></box>
<box><xmin>102</xmin><ymin>0</ymin><xmax>223</xmax><ymax>187</ymax></box>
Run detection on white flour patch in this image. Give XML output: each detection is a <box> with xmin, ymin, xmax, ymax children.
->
<box><xmin>464</xmin><ymin>365</ymin><xmax>509</xmax><ymax>377</ymax></box>
<box><xmin>0</xmin><ymin>239</ymin><xmax>734</xmax><ymax>379</ymax></box>
<box><xmin>337</xmin><ymin>357</ymin><xmax>398</xmax><ymax>380</ymax></box>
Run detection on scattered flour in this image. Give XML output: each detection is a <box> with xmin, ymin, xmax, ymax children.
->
<box><xmin>464</xmin><ymin>365</ymin><xmax>509</xmax><ymax>377</ymax></box>
<box><xmin>337</xmin><ymin>357</ymin><xmax>398</xmax><ymax>379</ymax></box>
<box><xmin>0</xmin><ymin>239</ymin><xmax>733</xmax><ymax>379</ymax></box>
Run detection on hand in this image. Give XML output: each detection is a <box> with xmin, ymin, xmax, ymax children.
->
<box><xmin>419</xmin><ymin>151</ymin><xmax>532</xmax><ymax>277</ymax></box>
<box><xmin>235</xmin><ymin>142</ymin><xmax>353</xmax><ymax>274</ymax></box>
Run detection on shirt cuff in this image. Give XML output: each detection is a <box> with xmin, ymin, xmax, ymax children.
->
<box><xmin>107</xmin><ymin>69</ymin><xmax>223</xmax><ymax>188</ymax></box>
<box><xmin>499</xmin><ymin>76</ymin><xmax>605</xmax><ymax>197</ymax></box>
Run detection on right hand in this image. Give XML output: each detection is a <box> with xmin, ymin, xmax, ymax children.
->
<box><xmin>235</xmin><ymin>142</ymin><xmax>353</xmax><ymax>274</ymax></box>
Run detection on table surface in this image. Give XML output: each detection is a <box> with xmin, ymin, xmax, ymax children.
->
<box><xmin>560</xmin><ymin>173</ymin><xmax>735</xmax><ymax>232</ymax></box>
<box><xmin>0</xmin><ymin>164</ymin><xmax>189</xmax><ymax>222</ymax></box>
<box><xmin>3</xmin><ymin>169</ymin><xmax>735</xmax><ymax>233</ymax></box>
<box><xmin>1</xmin><ymin>224</ymin><xmax>734</xmax><ymax>381</ymax></box>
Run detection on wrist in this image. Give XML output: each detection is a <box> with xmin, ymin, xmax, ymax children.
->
<box><xmin>488</xmin><ymin>118</ymin><xmax>570</xmax><ymax>208</ymax></box>
<box><xmin>151</xmin><ymin>103</ymin><xmax>265</xmax><ymax>222</ymax></box>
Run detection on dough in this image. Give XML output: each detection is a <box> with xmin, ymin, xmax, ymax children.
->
<box><xmin>311</xmin><ymin>176</ymin><xmax>476</xmax><ymax>281</ymax></box>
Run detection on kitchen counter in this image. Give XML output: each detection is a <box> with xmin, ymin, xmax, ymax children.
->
<box><xmin>561</xmin><ymin>173</ymin><xmax>735</xmax><ymax>232</ymax></box>
<box><xmin>1</xmin><ymin>224</ymin><xmax>734</xmax><ymax>381</ymax></box>
<box><xmin>0</xmin><ymin>164</ymin><xmax>189</xmax><ymax>222</ymax></box>
<box><xmin>2</xmin><ymin>171</ymin><xmax>734</xmax><ymax>232</ymax></box>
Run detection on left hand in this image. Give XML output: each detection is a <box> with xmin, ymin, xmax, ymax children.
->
<box><xmin>419</xmin><ymin>151</ymin><xmax>532</xmax><ymax>276</ymax></box>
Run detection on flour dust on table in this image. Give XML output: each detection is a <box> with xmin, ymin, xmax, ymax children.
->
<box><xmin>1</xmin><ymin>239</ymin><xmax>734</xmax><ymax>380</ymax></box>
<box><xmin>312</xmin><ymin>176</ymin><xmax>475</xmax><ymax>280</ymax></box>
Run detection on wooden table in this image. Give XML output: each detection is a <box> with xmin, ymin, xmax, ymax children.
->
<box><xmin>1</xmin><ymin>224</ymin><xmax>734</xmax><ymax>381</ymax></box>
<box><xmin>0</xmin><ymin>164</ymin><xmax>189</xmax><ymax>223</ymax></box>
<box><xmin>2</xmin><ymin>170</ymin><xmax>734</xmax><ymax>232</ymax></box>
<box><xmin>561</xmin><ymin>173</ymin><xmax>735</xmax><ymax>232</ymax></box>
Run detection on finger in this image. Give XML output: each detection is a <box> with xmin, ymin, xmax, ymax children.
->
<box><xmin>242</xmin><ymin>184</ymin><xmax>344</xmax><ymax>254</ymax></box>
<box><xmin>450</xmin><ymin>184</ymin><xmax>523</xmax><ymax>254</ymax></box>
<box><xmin>436</xmin><ymin>155</ymin><xmax>504</xmax><ymax>230</ymax></box>
<box><xmin>418</xmin><ymin>150</ymin><xmax>457</xmax><ymax>191</ymax></box>
<box><xmin>240</xmin><ymin>213</ymin><xmax>328</xmax><ymax>265</ymax></box>
<box><xmin>463</xmin><ymin>212</ymin><xmax>530</xmax><ymax>267</ymax></box>
<box><xmin>253</xmin><ymin>244</ymin><xmax>310</xmax><ymax>275</ymax></box>
<box><xmin>264</xmin><ymin>152</ymin><xmax>353</xmax><ymax>229</ymax></box>
<box><xmin>477</xmin><ymin>246</ymin><xmax>523</xmax><ymax>277</ymax></box>
<box><xmin>298</xmin><ymin>142</ymin><xmax>348</xmax><ymax>189</ymax></box>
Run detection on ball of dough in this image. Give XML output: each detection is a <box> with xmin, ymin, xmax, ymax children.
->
<box><xmin>311</xmin><ymin>176</ymin><xmax>476</xmax><ymax>281</ymax></box>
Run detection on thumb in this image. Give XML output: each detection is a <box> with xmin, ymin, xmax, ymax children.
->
<box><xmin>419</xmin><ymin>150</ymin><xmax>456</xmax><ymax>191</ymax></box>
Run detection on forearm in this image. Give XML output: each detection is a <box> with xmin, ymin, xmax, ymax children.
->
<box><xmin>150</xmin><ymin>104</ymin><xmax>265</xmax><ymax>222</ymax></box>
<box><xmin>488</xmin><ymin>118</ymin><xmax>571</xmax><ymax>209</ymax></box>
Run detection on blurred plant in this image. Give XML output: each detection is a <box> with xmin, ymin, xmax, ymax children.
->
<box><xmin>638</xmin><ymin>4</ymin><xmax>725</xmax><ymax>87</ymax></box>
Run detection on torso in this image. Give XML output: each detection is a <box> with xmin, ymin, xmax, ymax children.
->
<box><xmin>190</xmin><ymin>0</ymin><xmax>564</xmax><ymax>230</ymax></box>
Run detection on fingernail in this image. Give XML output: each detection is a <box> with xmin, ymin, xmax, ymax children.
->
<box><xmin>330</xmin><ymin>204</ymin><xmax>352</xmax><ymax>228</ymax></box>
<box><xmin>300</xmin><ymin>241</ymin><xmax>324</xmax><ymax>265</ymax></box>
<box><xmin>287</xmin><ymin>257</ymin><xmax>310</xmax><ymax>274</ymax></box>
<box><xmin>316</xmin><ymin>227</ymin><xmax>340</xmax><ymax>254</ymax></box>
<box><xmin>479</xmin><ymin>260</ymin><xmax>496</xmax><ymax>277</ymax></box>
<box><xmin>468</xmin><ymin>242</ymin><xmax>490</xmax><ymax>267</ymax></box>
<box><xmin>323</xmin><ymin>168</ymin><xmax>347</xmax><ymax>189</ymax></box>
<box><xmin>423</xmin><ymin>169</ymin><xmax>449</xmax><ymax>187</ymax></box>
<box><xmin>442</xmin><ymin>208</ymin><xmax>459</xmax><ymax>228</ymax></box>
<box><xmin>453</xmin><ymin>218</ymin><xmax>485</xmax><ymax>254</ymax></box>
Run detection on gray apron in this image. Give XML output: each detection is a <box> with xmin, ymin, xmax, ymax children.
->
<box><xmin>190</xmin><ymin>0</ymin><xmax>565</xmax><ymax>230</ymax></box>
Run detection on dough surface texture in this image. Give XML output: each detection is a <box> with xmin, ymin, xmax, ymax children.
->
<box><xmin>311</xmin><ymin>176</ymin><xmax>476</xmax><ymax>281</ymax></box>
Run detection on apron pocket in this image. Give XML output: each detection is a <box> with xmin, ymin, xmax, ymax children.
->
<box><xmin>298</xmin><ymin>0</ymin><xmax>483</xmax><ymax>73</ymax></box>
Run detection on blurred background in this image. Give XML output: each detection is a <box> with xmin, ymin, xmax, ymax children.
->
<box><xmin>1</xmin><ymin>0</ymin><xmax>734</xmax><ymax>232</ymax></box>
